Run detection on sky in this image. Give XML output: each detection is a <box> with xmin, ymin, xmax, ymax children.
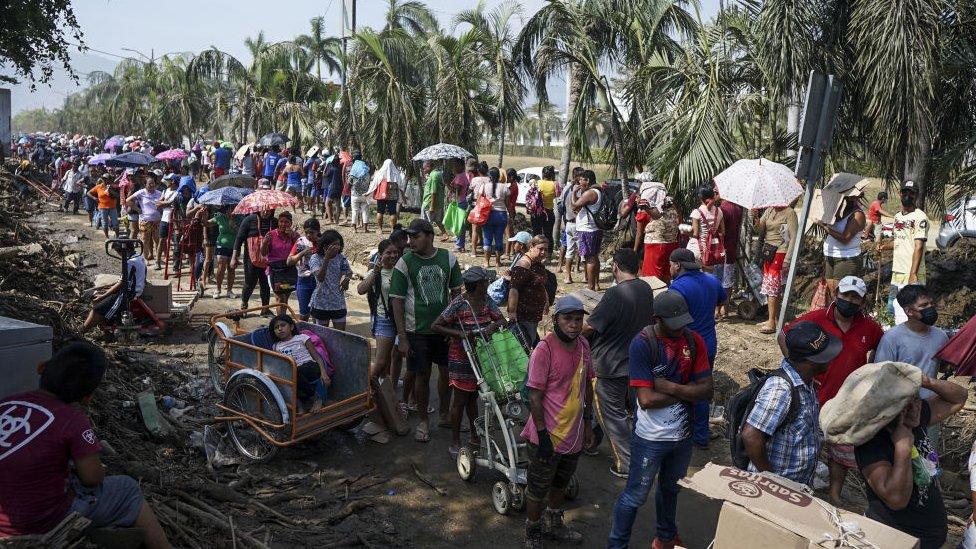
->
<box><xmin>8</xmin><ymin>0</ymin><xmax>721</xmax><ymax>113</ymax></box>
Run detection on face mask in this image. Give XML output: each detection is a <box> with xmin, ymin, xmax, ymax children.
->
<box><xmin>919</xmin><ymin>306</ymin><xmax>938</xmax><ymax>326</ymax></box>
<box><xmin>901</xmin><ymin>196</ymin><xmax>915</xmax><ymax>208</ymax></box>
<box><xmin>834</xmin><ymin>297</ymin><xmax>860</xmax><ymax>318</ymax></box>
<box><xmin>553</xmin><ymin>321</ymin><xmax>577</xmax><ymax>343</ymax></box>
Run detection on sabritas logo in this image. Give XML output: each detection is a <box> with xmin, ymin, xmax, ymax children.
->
<box><xmin>719</xmin><ymin>468</ymin><xmax>812</xmax><ymax>507</ymax></box>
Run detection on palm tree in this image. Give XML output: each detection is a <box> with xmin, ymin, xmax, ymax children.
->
<box><xmin>455</xmin><ymin>0</ymin><xmax>526</xmax><ymax>167</ymax></box>
<box><xmin>296</xmin><ymin>16</ymin><xmax>342</xmax><ymax>83</ymax></box>
<box><xmin>382</xmin><ymin>0</ymin><xmax>439</xmax><ymax>36</ymax></box>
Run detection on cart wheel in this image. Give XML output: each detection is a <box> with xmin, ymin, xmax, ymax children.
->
<box><xmin>224</xmin><ymin>374</ymin><xmax>283</xmax><ymax>462</ymax></box>
<box><xmin>492</xmin><ymin>481</ymin><xmax>513</xmax><ymax>515</ymax></box>
<box><xmin>208</xmin><ymin>328</ymin><xmax>227</xmax><ymax>395</ymax></box>
<box><xmin>737</xmin><ymin>299</ymin><xmax>760</xmax><ymax>320</ymax></box>
<box><xmin>457</xmin><ymin>447</ymin><xmax>477</xmax><ymax>482</ymax></box>
<box><xmin>564</xmin><ymin>474</ymin><xmax>580</xmax><ymax>501</ymax></box>
<box><xmin>510</xmin><ymin>483</ymin><xmax>526</xmax><ymax>511</ymax></box>
<box><xmin>505</xmin><ymin>400</ymin><xmax>524</xmax><ymax>419</ymax></box>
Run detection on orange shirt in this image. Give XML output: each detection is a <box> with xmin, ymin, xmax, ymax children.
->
<box><xmin>95</xmin><ymin>184</ymin><xmax>116</xmax><ymax>209</ymax></box>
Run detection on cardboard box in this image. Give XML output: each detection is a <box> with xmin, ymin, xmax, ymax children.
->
<box><xmin>680</xmin><ymin>463</ymin><xmax>919</xmax><ymax>549</ymax></box>
<box><xmin>141</xmin><ymin>279</ymin><xmax>172</xmax><ymax>314</ymax></box>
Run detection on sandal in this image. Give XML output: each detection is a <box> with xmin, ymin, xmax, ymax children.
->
<box><xmin>414</xmin><ymin>423</ymin><xmax>430</xmax><ymax>443</ymax></box>
<box><xmin>758</xmin><ymin>325</ymin><xmax>777</xmax><ymax>334</ymax></box>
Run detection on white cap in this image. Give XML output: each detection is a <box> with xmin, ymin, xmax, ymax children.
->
<box><xmin>838</xmin><ymin>276</ymin><xmax>867</xmax><ymax>297</ymax></box>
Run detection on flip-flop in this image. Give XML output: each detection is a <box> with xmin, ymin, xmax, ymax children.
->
<box><xmin>758</xmin><ymin>326</ymin><xmax>777</xmax><ymax>334</ymax></box>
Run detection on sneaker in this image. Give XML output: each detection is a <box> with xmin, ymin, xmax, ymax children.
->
<box><xmin>523</xmin><ymin>519</ymin><xmax>544</xmax><ymax>549</ymax></box>
<box><xmin>651</xmin><ymin>535</ymin><xmax>683</xmax><ymax>549</ymax></box>
<box><xmin>610</xmin><ymin>465</ymin><xmax>628</xmax><ymax>479</ymax></box>
<box><xmin>542</xmin><ymin>509</ymin><xmax>582</xmax><ymax>544</ymax></box>
<box><xmin>212</xmin><ymin>290</ymin><xmax>222</xmax><ymax>299</ymax></box>
<box><xmin>225</xmin><ymin>290</ymin><xmax>237</xmax><ymax>299</ymax></box>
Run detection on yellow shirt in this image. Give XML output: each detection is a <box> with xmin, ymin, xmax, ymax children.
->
<box><xmin>891</xmin><ymin>209</ymin><xmax>928</xmax><ymax>284</ymax></box>
<box><xmin>538</xmin><ymin>179</ymin><xmax>557</xmax><ymax>210</ymax></box>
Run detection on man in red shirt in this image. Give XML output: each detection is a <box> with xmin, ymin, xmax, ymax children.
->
<box><xmin>0</xmin><ymin>342</ymin><xmax>171</xmax><ymax>547</ymax></box>
<box><xmin>778</xmin><ymin>275</ymin><xmax>883</xmax><ymax>504</ymax></box>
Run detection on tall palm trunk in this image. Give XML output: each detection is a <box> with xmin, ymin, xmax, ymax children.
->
<box><xmin>558</xmin><ymin>64</ymin><xmax>584</xmax><ymax>188</ymax></box>
<box><xmin>497</xmin><ymin>113</ymin><xmax>506</xmax><ymax>167</ymax></box>
<box><xmin>904</xmin><ymin>129</ymin><xmax>932</xmax><ymax>208</ymax></box>
<box><xmin>608</xmin><ymin>108</ymin><xmax>627</xmax><ymax>182</ymax></box>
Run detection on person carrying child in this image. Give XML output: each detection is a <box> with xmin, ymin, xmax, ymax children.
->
<box><xmin>432</xmin><ymin>266</ymin><xmax>507</xmax><ymax>457</ymax></box>
<box><xmin>267</xmin><ymin>314</ymin><xmax>332</xmax><ymax>411</ymax></box>
<box><xmin>0</xmin><ymin>342</ymin><xmax>171</xmax><ymax>547</ymax></box>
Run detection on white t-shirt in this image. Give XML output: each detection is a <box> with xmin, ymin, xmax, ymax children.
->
<box><xmin>127</xmin><ymin>254</ymin><xmax>147</xmax><ymax>297</ymax></box>
<box><xmin>130</xmin><ymin>188</ymin><xmax>163</xmax><ymax>222</ymax></box>
<box><xmin>160</xmin><ymin>188</ymin><xmax>179</xmax><ymax>223</ymax></box>
<box><xmin>574</xmin><ymin>188</ymin><xmax>602</xmax><ymax>232</ymax></box>
<box><xmin>274</xmin><ymin>334</ymin><xmax>316</xmax><ymax>365</ymax></box>
<box><xmin>480</xmin><ymin>181</ymin><xmax>510</xmax><ymax>211</ymax></box>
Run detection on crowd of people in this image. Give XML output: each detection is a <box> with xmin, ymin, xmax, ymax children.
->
<box><xmin>3</xmin><ymin>132</ymin><xmax>972</xmax><ymax>549</ymax></box>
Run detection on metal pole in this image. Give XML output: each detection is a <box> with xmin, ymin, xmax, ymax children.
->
<box><xmin>777</xmin><ymin>178</ymin><xmax>814</xmax><ymax>330</ymax></box>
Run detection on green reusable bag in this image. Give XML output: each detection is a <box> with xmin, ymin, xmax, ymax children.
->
<box><xmin>475</xmin><ymin>330</ymin><xmax>529</xmax><ymax>396</ymax></box>
<box><xmin>443</xmin><ymin>201</ymin><xmax>465</xmax><ymax>236</ymax></box>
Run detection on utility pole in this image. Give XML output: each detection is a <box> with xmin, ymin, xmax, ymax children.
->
<box><xmin>341</xmin><ymin>0</ymin><xmax>358</xmax><ymax>148</ymax></box>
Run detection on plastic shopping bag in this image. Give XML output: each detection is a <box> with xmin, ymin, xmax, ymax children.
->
<box><xmin>443</xmin><ymin>200</ymin><xmax>465</xmax><ymax>236</ymax></box>
<box><xmin>475</xmin><ymin>330</ymin><xmax>528</xmax><ymax>396</ymax></box>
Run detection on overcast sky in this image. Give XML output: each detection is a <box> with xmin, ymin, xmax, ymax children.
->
<box><xmin>72</xmin><ymin>0</ymin><xmax>720</xmax><ymax>69</ymax></box>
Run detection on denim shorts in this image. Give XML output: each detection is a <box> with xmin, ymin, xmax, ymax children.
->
<box><xmin>372</xmin><ymin>314</ymin><xmax>397</xmax><ymax>339</ymax></box>
<box><xmin>69</xmin><ymin>475</ymin><xmax>143</xmax><ymax>528</ymax></box>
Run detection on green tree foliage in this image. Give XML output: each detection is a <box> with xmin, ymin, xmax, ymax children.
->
<box><xmin>0</xmin><ymin>0</ymin><xmax>84</xmax><ymax>86</ymax></box>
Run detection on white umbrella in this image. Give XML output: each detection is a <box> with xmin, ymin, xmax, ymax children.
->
<box><xmin>412</xmin><ymin>143</ymin><xmax>473</xmax><ymax>162</ymax></box>
<box><xmin>713</xmin><ymin>158</ymin><xmax>803</xmax><ymax>210</ymax></box>
<box><xmin>235</xmin><ymin>143</ymin><xmax>253</xmax><ymax>161</ymax></box>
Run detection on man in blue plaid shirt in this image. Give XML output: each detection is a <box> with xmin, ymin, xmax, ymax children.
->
<box><xmin>741</xmin><ymin>321</ymin><xmax>841</xmax><ymax>485</ymax></box>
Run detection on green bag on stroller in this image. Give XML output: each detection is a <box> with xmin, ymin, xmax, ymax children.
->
<box><xmin>474</xmin><ymin>330</ymin><xmax>528</xmax><ymax>396</ymax></box>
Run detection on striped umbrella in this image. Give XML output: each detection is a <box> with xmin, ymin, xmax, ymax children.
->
<box><xmin>412</xmin><ymin>143</ymin><xmax>473</xmax><ymax>161</ymax></box>
<box><xmin>232</xmin><ymin>189</ymin><xmax>298</xmax><ymax>215</ymax></box>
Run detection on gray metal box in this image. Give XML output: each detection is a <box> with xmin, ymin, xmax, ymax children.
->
<box><xmin>0</xmin><ymin>316</ymin><xmax>53</xmax><ymax>399</ymax></box>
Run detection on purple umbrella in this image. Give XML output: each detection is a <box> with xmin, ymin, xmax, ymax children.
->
<box><xmin>88</xmin><ymin>153</ymin><xmax>114</xmax><ymax>165</ymax></box>
<box><xmin>156</xmin><ymin>149</ymin><xmax>188</xmax><ymax>161</ymax></box>
<box><xmin>104</xmin><ymin>135</ymin><xmax>124</xmax><ymax>151</ymax></box>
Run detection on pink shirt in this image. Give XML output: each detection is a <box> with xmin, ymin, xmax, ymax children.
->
<box><xmin>452</xmin><ymin>172</ymin><xmax>473</xmax><ymax>201</ymax></box>
<box><xmin>266</xmin><ymin>229</ymin><xmax>297</xmax><ymax>263</ymax></box>
<box><xmin>0</xmin><ymin>392</ymin><xmax>102</xmax><ymax>536</ymax></box>
<box><xmin>521</xmin><ymin>334</ymin><xmax>595</xmax><ymax>454</ymax></box>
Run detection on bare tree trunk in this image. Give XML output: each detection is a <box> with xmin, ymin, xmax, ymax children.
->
<box><xmin>558</xmin><ymin>65</ymin><xmax>583</xmax><ymax>189</ymax></box>
<box><xmin>497</xmin><ymin>114</ymin><xmax>505</xmax><ymax>168</ymax></box>
<box><xmin>608</xmin><ymin>108</ymin><xmax>627</xmax><ymax>182</ymax></box>
<box><xmin>904</xmin><ymin>129</ymin><xmax>932</xmax><ymax>208</ymax></box>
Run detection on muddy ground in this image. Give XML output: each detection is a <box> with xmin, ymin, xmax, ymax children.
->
<box><xmin>4</xmin><ymin>175</ymin><xmax>976</xmax><ymax>547</ymax></box>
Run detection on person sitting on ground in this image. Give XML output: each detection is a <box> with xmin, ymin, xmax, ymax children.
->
<box><xmin>0</xmin><ymin>342</ymin><xmax>171</xmax><ymax>547</ymax></box>
<box><xmin>742</xmin><ymin>321</ymin><xmax>841</xmax><ymax>485</ymax></box>
<box><xmin>431</xmin><ymin>266</ymin><xmax>506</xmax><ymax>457</ymax></box>
<box><xmin>522</xmin><ymin>296</ymin><xmax>595</xmax><ymax>549</ymax></box>
<box><xmin>855</xmin><ymin>374</ymin><xmax>966</xmax><ymax>549</ymax></box>
<box><xmin>268</xmin><ymin>314</ymin><xmax>332</xmax><ymax>412</ymax></box>
<box><xmin>81</xmin><ymin>242</ymin><xmax>147</xmax><ymax>334</ymax></box>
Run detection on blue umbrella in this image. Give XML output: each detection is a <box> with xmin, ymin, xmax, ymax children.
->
<box><xmin>104</xmin><ymin>151</ymin><xmax>155</xmax><ymax>168</ymax></box>
<box><xmin>88</xmin><ymin>153</ymin><xmax>114</xmax><ymax>165</ymax></box>
<box><xmin>17</xmin><ymin>136</ymin><xmax>29</xmax><ymax>145</ymax></box>
<box><xmin>197</xmin><ymin>186</ymin><xmax>253</xmax><ymax>206</ymax></box>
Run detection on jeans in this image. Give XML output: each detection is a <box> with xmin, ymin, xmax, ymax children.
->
<box><xmin>608</xmin><ymin>436</ymin><xmax>693</xmax><ymax>547</ymax></box>
<box><xmin>295</xmin><ymin>275</ymin><xmax>316</xmax><ymax>316</ymax></box>
<box><xmin>482</xmin><ymin>210</ymin><xmax>508</xmax><ymax>251</ymax></box>
<box><xmin>595</xmin><ymin>376</ymin><xmax>632</xmax><ymax>472</ymax></box>
<box><xmin>692</xmin><ymin>350</ymin><xmax>716</xmax><ymax>446</ymax></box>
<box><xmin>63</xmin><ymin>191</ymin><xmax>81</xmax><ymax>213</ymax></box>
<box><xmin>455</xmin><ymin>200</ymin><xmax>469</xmax><ymax>249</ymax></box>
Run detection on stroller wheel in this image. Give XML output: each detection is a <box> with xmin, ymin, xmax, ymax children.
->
<box><xmin>505</xmin><ymin>400</ymin><xmax>524</xmax><ymax>419</ymax></box>
<box><xmin>564</xmin><ymin>474</ymin><xmax>580</xmax><ymax>501</ymax></box>
<box><xmin>492</xmin><ymin>481</ymin><xmax>513</xmax><ymax>515</ymax></box>
<box><xmin>457</xmin><ymin>447</ymin><xmax>477</xmax><ymax>482</ymax></box>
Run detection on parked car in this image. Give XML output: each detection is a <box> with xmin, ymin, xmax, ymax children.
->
<box><xmin>936</xmin><ymin>194</ymin><xmax>976</xmax><ymax>250</ymax></box>
<box><xmin>515</xmin><ymin>167</ymin><xmax>546</xmax><ymax>205</ymax></box>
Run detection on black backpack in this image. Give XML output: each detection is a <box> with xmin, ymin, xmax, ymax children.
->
<box><xmin>725</xmin><ymin>368</ymin><xmax>800</xmax><ymax>470</ymax></box>
<box><xmin>584</xmin><ymin>186</ymin><xmax>620</xmax><ymax>231</ymax></box>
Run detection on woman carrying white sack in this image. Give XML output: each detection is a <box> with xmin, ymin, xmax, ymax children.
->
<box><xmin>368</xmin><ymin>159</ymin><xmax>404</xmax><ymax>233</ymax></box>
<box><xmin>820</xmin><ymin>361</ymin><xmax>967</xmax><ymax>549</ymax></box>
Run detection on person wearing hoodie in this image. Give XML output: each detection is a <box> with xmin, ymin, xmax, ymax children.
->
<box><xmin>370</xmin><ymin>159</ymin><xmax>402</xmax><ymax>232</ymax></box>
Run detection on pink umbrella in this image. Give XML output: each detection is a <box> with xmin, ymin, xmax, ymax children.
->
<box><xmin>156</xmin><ymin>149</ymin><xmax>188</xmax><ymax>161</ymax></box>
<box><xmin>232</xmin><ymin>189</ymin><xmax>299</xmax><ymax>215</ymax></box>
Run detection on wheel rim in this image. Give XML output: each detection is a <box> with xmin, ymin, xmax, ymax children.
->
<box><xmin>208</xmin><ymin>332</ymin><xmax>227</xmax><ymax>395</ymax></box>
<box><xmin>226</xmin><ymin>384</ymin><xmax>278</xmax><ymax>461</ymax></box>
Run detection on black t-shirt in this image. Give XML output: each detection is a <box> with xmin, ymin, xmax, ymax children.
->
<box><xmin>588</xmin><ymin>278</ymin><xmax>654</xmax><ymax>378</ymax></box>
<box><xmin>854</xmin><ymin>401</ymin><xmax>946</xmax><ymax>548</ymax></box>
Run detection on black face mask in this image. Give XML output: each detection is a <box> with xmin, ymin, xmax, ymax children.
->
<box><xmin>901</xmin><ymin>196</ymin><xmax>915</xmax><ymax>208</ymax></box>
<box><xmin>834</xmin><ymin>298</ymin><xmax>860</xmax><ymax>318</ymax></box>
<box><xmin>553</xmin><ymin>321</ymin><xmax>577</xmax><ymax>343</ymax></box>
<box><xmin>919</xmin><ymin>306</ymin><xmax>938</xmax><ymax>326</ymax></box>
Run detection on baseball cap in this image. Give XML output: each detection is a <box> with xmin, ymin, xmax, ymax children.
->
<box><xmin>462</xmin><ymin>266</ymin><xmax>495</xmax><ymax>284</ymax></box>
<box><xmin>900</xmin><ymin>180</ymin><xmax>918</xmax><ymax>193</ymax></box>
<box><xmin>552</xmin><ymin>295</ymin><xmax>586</xmax><ymax>316</ymax></box>
<box><xmin>837</xmin><ymin>276</ymin><xmax>867</xmax><ymax>298</ymax></box>
<box><xmin>669</xmin><ymin>248</ymin><xmax>700</xmax><ymax>270</ymax></box>
<box><xmin>404</xmin><ymin>218</ymin><xmax>435</xmax><ymax>235</ymax></box>
<box><xmin>654</xmin><ymin>290</ymin><xmax>694</xmax><ymax>330</ymax></box>
<box><xmin>163</xmin><ymin>173</ymin><xmax>180</xmax><ymax>181</ymax></box>
<box><xmin>151</xmin><ymin>168</ymin><xmax>164</xmax><ymax>177</ymax></box>
<box><xmin>784</xmin><ymin>321</ymin><xmax>842</xmax><ymax>363</ymax></box>
<box><xmin>508</xmin><ymin>231</ymin><xmax>532</xmax><ymax>245</ymax></box>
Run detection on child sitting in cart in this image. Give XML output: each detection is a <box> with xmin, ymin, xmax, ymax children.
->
<box><xmin>432</xmin><ymin>266</ymin><xmax>507</xmax><ymax>457</ymax></box>
<box><xmin>267</xmin><ymin>314</ymin><xmax>332</xmax><ymax>412</ymax></box>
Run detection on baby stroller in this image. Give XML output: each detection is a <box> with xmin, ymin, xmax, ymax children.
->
<box><xmin>455</xmin><ymin>313</ymin><xmax>580</xmax><ymax>515</ymax></box>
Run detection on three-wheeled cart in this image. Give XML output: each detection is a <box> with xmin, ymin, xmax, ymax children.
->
<box><xmin>207</xmin><ymin>305</ymin><xmax>373</xmax><ymax>461</ymax></box>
